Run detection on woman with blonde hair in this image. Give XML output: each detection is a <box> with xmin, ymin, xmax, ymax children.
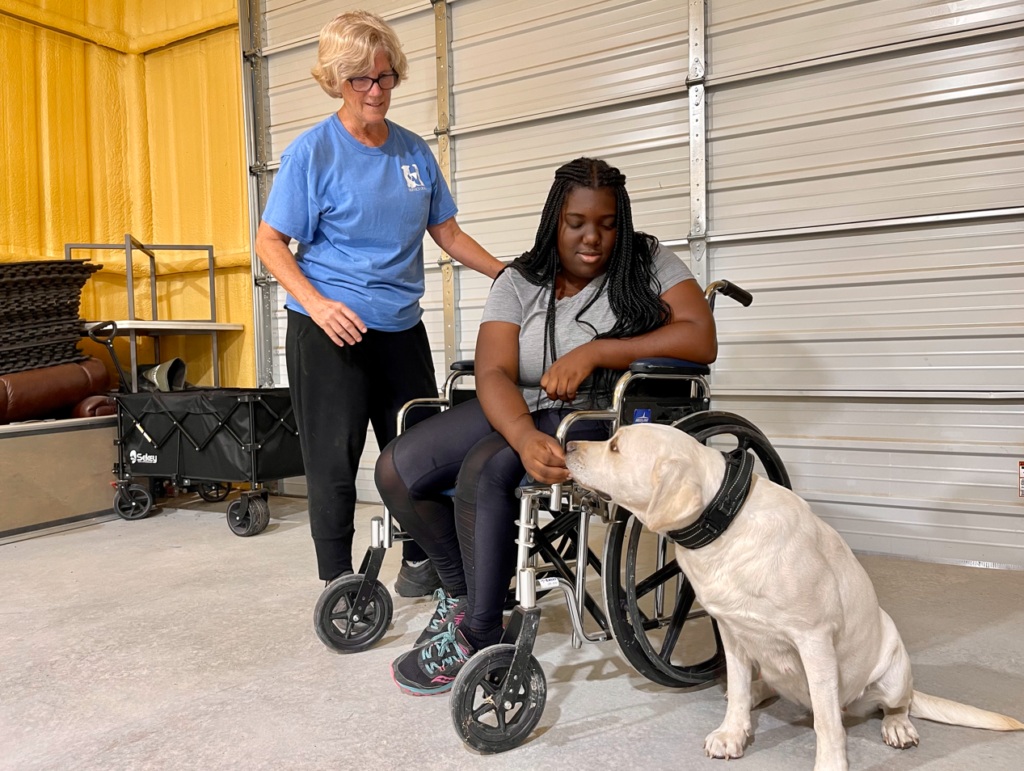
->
<box><xmin>256</xmin><ymin>11</ymin><xmax>503</xmax><ymax>593</ymax></box>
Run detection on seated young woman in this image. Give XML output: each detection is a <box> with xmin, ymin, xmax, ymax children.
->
<box><xmin>374</xmin><ymin>157</ymin><xmax>717</xmax><ymax>695</ymax></box>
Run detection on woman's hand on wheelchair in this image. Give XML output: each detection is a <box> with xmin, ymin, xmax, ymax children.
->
<box><xmin>541</xmin><ymin>345</ymin><xmax>597</xmax><ymax>403</ymax></box>
<box><xmin>518</xmin><ymin>431</ymin><xmax>572</xmax><ymax>484</ymax></box>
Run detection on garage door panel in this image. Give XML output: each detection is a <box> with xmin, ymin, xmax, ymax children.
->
<box><xmin>451</xmin><ymin>0</ymin><xmax>686</xmax><ymax>128</ymax></box>
<box><xmin>715</xmin><ymin>335</ymin><xmax>1024</xmax><ymax>391</ymax></box>
<box><xmin>814</xmin><ymin>498</ymin><xmax>1024</xmax><ymax>569</ymax></box>
<box><xmin>714</xmin><ymin>394</ymin><xmax>1024</xmax><ymax>567</ymax></box>
<box><xmin>712</xmin><ymin>155</ymin><xmax>1022</xmax><ymax>235</ymax></box>
<box><xmin>709</xmin><ymin>34</ymin><xmax>1024</xmax><ymax>138</ymax></box>
<box><xmin>709</xmin><ymin>220</ymin><xmax>1024</xmax><ymax>286</ymax></box>
<box><xmin>714</xmin><ymin>275</ymin><xmax>1024</xmax><ymax>337</ymax></box>
<box><xmin>707</xmin><ymin>34</ymin><xmax>1024</xmax><ymax>233</ymax></box>
<box><xmin>774</xmin><ymin>441</ymin><xmax>1013</xmax><ymax>503</ymax></box>
<box><xmin>713</xmin><ymin>395</ymin><xmax>1024</xmax><ymax>448</ymax></box>
<box><xmin>706</xmin><ymin>0</ymin><xmax>1024</xmax><ymax>79</ymax></box>
<box><xmin>264</xmin><ymin>0</ymin><xmax>431</xmax><ymax>50</ymax></box>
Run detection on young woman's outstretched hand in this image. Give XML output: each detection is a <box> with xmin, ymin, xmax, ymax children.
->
<box><xmin>516</xmin><ymin>430</ymin><xmax>571</xmax><ymax>484</ymax></box>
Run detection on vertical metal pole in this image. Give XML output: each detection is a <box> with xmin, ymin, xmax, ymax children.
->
<box><xmin>124</xmin><ymin>234</ymin><xmax>139</xmax><ymax>393</ymax></box>
<box><xmin>124</xmin><ymin>233</ymin><xmax>136</xmax><ymax>321</ymax></box>
<box><xmin>687</xmin><ymin>0</ymin><xmax>708</xmax><ymax>288</ymax></box>
<box><xmin>239</xmin><ymin>0</ymin><xmax>275</xmax><ymax>387</ymax></box>
<box><xmin>212</xmin><ymin>333</ymin><xmax>221</xmax><ymax>387</ymax></box>
<box><xmin>129</xmin><ymin>331</ymin><xmax>139</xmax><ymax>393</ymax></box>
<box><xmin>433</xmin><ymin>0</ymin><xmax>458</xmax><ymax>369</ymax></box>
<box><xmin>207</xmin><ymin>246</ymin><xmax>217</xmax><ymax>322</ymax></box>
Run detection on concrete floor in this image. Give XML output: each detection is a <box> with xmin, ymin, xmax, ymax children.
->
<box><xmin>2</xmin><ymin>496</ymin><xmax>1023</xmax><ymax>771</ymax></box>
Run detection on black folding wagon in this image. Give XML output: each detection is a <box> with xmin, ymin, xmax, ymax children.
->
<box><xmin>111</xmin><ymin>388</ymin><xmax>304</xmax><ymax>536</ymax></box>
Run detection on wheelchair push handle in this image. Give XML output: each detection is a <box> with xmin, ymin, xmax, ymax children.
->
<box><xmin>705</xmin><ymin>280</ymin><xmax>753</xmax><ymax>309</ymax></box>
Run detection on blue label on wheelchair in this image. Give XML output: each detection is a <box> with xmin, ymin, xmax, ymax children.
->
<box><xmin>633</xmin><ymin>408</ymin><xmax>652</xmax><ymax>424</ymax></box>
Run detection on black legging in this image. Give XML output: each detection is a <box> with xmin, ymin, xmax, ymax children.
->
<box><xmin>375</xmin><ymin>398</ymin><xmax>609</xmax><ymax>645</ymax></box>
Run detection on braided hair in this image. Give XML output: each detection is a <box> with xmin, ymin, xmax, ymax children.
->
<box><xmin>507</xmin><ymin>157</ymin><xmax>670</xmax><ymax>405</ymax></box>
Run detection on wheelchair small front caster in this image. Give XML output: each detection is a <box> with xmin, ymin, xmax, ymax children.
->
<box><xmin>314</xmin><ymin>574</ymin><xmax>393</xmax><ymax>653</ymax></box>
<box><xmin>450</xmin><ymin>644</ymin><xmax>547</xmax><ymax>753</ymax></box>
<box><xmin>113</xmin><ymin>483</ymin><xmax>153</xmax><ymax>520</ymax></box>
<box><xmin>226</xmin><ymin>495</ymin><xmax>269</xmax><ymax>536</ymax></box>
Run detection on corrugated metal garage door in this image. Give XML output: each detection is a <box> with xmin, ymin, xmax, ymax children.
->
<box><xmin>705</xmin><ymin>1</ymin><xmax>1024</xmax><ymax>567</ymax></box>
<box><xmin>246</xmin><ymin>0</ymin><xmax>1024</xmax><ymax>566</ymax></box>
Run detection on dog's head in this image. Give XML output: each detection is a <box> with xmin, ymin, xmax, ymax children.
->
<box><xmin>566</xmin><ymin>424</ymin><xmax>712</xmax><ymax>533</ymax></box>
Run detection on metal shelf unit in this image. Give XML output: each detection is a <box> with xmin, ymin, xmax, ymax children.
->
<box><xmin>66</xmin><ymin>234</ymin><xmax>243</xmax><ymax>392</ymax></box>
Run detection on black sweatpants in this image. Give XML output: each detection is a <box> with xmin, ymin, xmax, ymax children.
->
<box><xmin>286</xmin><ymin>309</ymin><xmax>436</xmax><ymax>581</ymax></box>
<box><xmin>375</xmin><ymin>398</ymin><xmax>609</xmax><ymax>646</ymax></box>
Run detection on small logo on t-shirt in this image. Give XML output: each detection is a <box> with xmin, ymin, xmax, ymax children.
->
<box><xmin>401</xmin><ymin>164</ymin><xmax>426</xmax><ymax>191</ymax></box>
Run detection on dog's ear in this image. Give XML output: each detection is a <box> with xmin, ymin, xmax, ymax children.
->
<box><xmin>644</xmin><ymin>457</ymin><xmax>704</xmax><ymax>532</ymax></box>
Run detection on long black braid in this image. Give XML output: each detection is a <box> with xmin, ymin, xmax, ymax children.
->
<box><xmin>507</xmin><ymin>157</ymin><xmax>670</xmax><ymax>406</ymax></box>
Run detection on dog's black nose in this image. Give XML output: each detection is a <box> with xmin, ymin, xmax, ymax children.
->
<box><xmin>566</xmin><ymin>441</ymin><xmax>578</xmax><ymax>453</ymax></box>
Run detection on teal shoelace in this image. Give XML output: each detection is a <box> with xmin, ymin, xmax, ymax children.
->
<box><xmin>427</xmin><ymin>589</ymin><xmax>459</xmax><ymax>632</ymax></box>
<box><xmin>421</xmin><ymin>623</ymin><xmax>470</xmax><ymax>675</ymax></box>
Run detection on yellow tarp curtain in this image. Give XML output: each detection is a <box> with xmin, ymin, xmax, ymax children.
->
<box><xmin>0</xmin><ymin>1</ymin><xmax>254</xmax><ymax>387</ymax></box>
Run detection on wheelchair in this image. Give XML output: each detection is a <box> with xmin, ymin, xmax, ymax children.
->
<box><xmin>312</xmin><ymin>280</ymin><xmax>791</xmax><ymax>753</ymax></box>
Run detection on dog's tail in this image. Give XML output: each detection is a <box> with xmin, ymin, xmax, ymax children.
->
<box><xmin>910</xmin><ymin>691</ymin><xmax>1024</xmax><ymax>731</ymax></box>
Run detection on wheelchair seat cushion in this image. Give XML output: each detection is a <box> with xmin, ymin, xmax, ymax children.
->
<box><xmin>629</xmin><ymin>357</ymin><xmax>710</xmax><ymax>376</ymax></box>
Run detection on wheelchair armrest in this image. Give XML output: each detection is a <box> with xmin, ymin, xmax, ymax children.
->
<box><xmin>450</xmin><ymin>360</ymin><xmax>474</xmax><ymax>372</ymax></box>
<box><xmin>629</xmin><ymin>357</ymin><xmax>710</xmax><ymax>376</ymax></box>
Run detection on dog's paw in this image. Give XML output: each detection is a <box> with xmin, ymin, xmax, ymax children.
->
<box><xmin>705</xmin><ymin>726</ymin><xmax>748</xmax><ymax>760</ymax></box>
<box><xmin>881</xmin><ymin>713</ymin><xmax>919</xmax><ymax>749</ymax></box>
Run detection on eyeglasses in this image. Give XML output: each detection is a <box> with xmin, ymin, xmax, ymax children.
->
<box><xmin>347</xmin><ymin>73</ymin><xmax>398</xmax><ymax>92</ymax></box>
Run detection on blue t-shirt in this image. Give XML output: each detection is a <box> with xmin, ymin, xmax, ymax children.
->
<box><xmin>261</xmin><ymin>115</ymin><xmax>457</xmax><ymax>332</ymax></box>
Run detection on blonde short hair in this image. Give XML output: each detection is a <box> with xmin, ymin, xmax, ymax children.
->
<box><xmin>311</xmin><ymin>10</ymin><xmax>409</xmax><ymax>99</ymax></box>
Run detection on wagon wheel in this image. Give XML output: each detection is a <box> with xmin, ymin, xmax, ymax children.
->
<box><xmin>198</xmin><ymin>481</ymin><xmax>232</xmax><ymax>503</ymax></box>
<box><xmin>603</xmin><ymin>413</ymin><xmax>790</xmax><ymax>687</ymax></box>
<box><xmin>113</xmin><ymin>484</ymin><xmax>153</xmax><ymax>521</ymax></box>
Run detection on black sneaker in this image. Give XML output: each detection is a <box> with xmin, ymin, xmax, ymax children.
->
<box><xmin>415</xmin><ymin>589</ymin><xmax>467</xmax><ymax>646</ymax></box>
<box><xmin>324</xmin><ymin>569</ymin><xmax>353</xmax><ymax>588</ymax></box>
<box><xmin>391</xmin><ymin>622</ymin><xmax>475</xmax><ymax>696</ymax></box>
<box><xmin>394</xmin><ymin>559</ymin><xmax>442</xmax><ymax>598</ymax></box>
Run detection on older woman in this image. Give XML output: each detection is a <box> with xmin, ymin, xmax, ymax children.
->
<box><xmin>256</xmin><ymin>11</ymin><xmax>503</xmax><ymax>592</ymax></box>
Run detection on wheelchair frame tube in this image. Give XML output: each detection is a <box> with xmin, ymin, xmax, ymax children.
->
<box><xmin>382</xmin><ymin>368</ymin><xmax>474</xmax><ymax>550</ymax></box>
<box><xmin>515</xmin><ymin>489</ymin><xmax>539</xmax><ymax>608</ymax></box>
<box><xmin>572</xmin><ymin>503</ymin><xmax>592</xmax><ymax>648</ymax></box>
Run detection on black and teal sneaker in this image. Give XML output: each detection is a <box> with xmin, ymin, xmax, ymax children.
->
<box><xmin>391</xmin><ymin>623</ymin><xmax>475</xmax><ymax>696</ymax></box>
<box><xmin>415</xmin><ymin>589</ymin><xmax>467</xmax><ymax>646</ymax></box>
<box><xmin>395</xmin><ymin>559</ymin><xmax>443</xmax><ymax>598</ymax></box>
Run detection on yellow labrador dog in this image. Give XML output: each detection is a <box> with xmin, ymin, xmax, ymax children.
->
<box><xmin>566</xmin><ymin>423</ymin><xmax>1022</xmax><ymax>771</ymax></box>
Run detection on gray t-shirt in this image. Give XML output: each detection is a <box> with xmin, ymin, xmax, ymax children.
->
<box><xmin>480</xmin><ymin>244</ymin><xmax>694</xmax><ymax>410</ymax></box>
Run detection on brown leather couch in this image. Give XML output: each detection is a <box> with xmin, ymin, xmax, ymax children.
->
<box><xmin>0</xmin><ymin>357</ymin><xmax>113</xmax><ymax>424</ymax></box>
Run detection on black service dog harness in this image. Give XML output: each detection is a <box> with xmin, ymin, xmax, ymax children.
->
<box><xmin>665</xmin><ymin>448</ymin><xmax>755</xmax><ymax>549</ymax></box>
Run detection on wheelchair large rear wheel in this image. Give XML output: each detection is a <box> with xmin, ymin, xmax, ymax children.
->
<box><xmin>602</xmin><ymin>413</ymin><xmax>790</xmax><ymax>687</ymax></box>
